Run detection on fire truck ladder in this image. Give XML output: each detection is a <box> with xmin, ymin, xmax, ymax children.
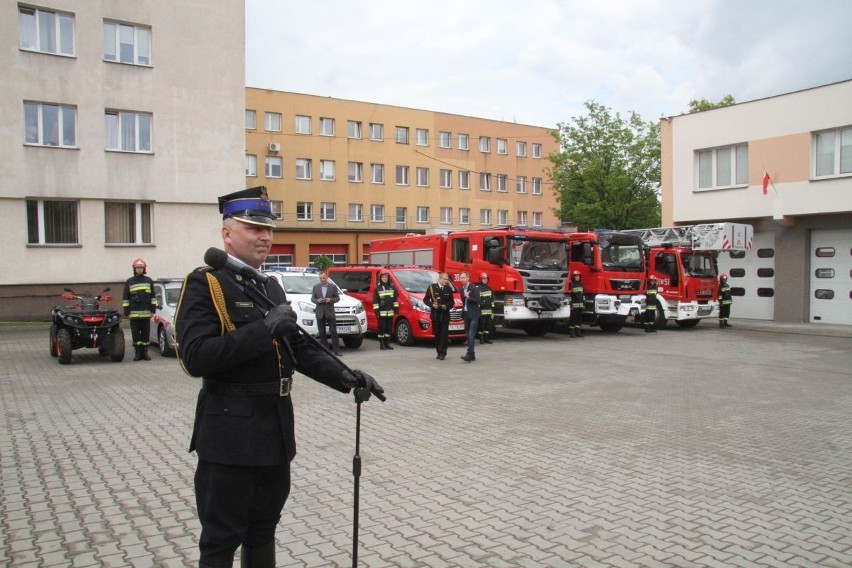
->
<box><xmin>623</xmin><ymin>223</ymin><xmax>753</xmax><ymax>251</ymax></box>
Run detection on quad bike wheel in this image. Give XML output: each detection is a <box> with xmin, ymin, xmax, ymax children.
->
<box><xmin>49</xmin><ymin>324</ymin><xmax>58</xmax><ymax>357</ymax></box>
<box><xmin>109</xmin><ymin>328</ymin><xmax>125</xmax><ymax>362</ymax></box>
<box><xmin>57</xmin><ymin>328</ymin><xmax>73</xmax><ymax>365</ymax></box>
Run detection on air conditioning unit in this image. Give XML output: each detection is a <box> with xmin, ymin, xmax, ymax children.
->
<box><xmin>268</xmin><ymin>142</ymin><xmax>281</xmax><ymax>152</ymax></box>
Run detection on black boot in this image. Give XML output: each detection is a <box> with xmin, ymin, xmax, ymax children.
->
<box><xmin>385</xmin><ymin>338</ymin><xmax>394</xmax><ymax>350</ymax></box>
<box><xmin>379</xmin><ymin>338</ymin><xmax>387</xmax><ymax>350</ymax></box>
<box><xmin>484</xmin><ymin>334</ymin><xmax>493</xmax><ymax>344</ymax></box>
<box><xmin>576</xmin><ymin>328</ymin><xmax>584</xmax><ymax>337</ymax></box>
<box><xmin>568</xmin><ymin>328</ymin><xmax>575</xmax><ymax>338</ymax></box>
<box><xmin>241</xmin><ymin>541</ymin><xmax>275</xmax><ymax>568</ymax></box>
<box><xmin>133</xmin><ymin>346</ymin><xmax>142</xmax><ymax>361</ymax></box>
<box><xmin>142</xmin><ymin>346</ymin><xmax>151</xmax><ymax>360</ymax></box>
<box><xmin>719</xmin><ymin>320</ymin><xmax>724</xmax><ymax>328</ymax></box>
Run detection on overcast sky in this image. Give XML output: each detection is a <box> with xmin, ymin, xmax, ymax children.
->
<box><xmin>245</xmin><ymin>0</ymin><xmax>852</xmax><ymax>128</ymax></box>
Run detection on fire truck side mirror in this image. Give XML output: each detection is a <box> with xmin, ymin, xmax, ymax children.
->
<box><xmin>484</xmin><ymin>238</ymin><xmax>504</xmax><ymax>266</ymax></box>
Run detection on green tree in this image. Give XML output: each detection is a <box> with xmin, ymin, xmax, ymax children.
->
<box><xmin>687</xmin><ymin>94</ymin><xmax>735</xmax><ymax>113</ymax></box>
<box><xmin>548</xmin><ymin>100</ymin><xmax>661</xmax><ymax>231</ymax></box>
<box><xmin>311</xmin><ymin>254</ymin><xmax>333</xmax><ymax>272</ymax></box>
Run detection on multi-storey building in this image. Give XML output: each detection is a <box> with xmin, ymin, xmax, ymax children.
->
<box><xmin>661</xmin><ymin>79</ymin><xmax>852</xmax><ymax>325</ymax></box>
<box><xmin>245</xmin><ymin>88</ymin><xmax>560</xmax><ymax>267</ymax></box>
<box><xmin>0</xmin><ymin>1</ymin><xmax>244</xmax><ymax>319</ymax></box>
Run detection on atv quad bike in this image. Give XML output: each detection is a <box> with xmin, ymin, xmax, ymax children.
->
<box><xmin>49</xmin><ymin>287</ymin><xmax>125</xmax><ymax>364</ymax></box>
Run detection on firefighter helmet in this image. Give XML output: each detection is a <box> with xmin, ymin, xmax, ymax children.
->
<box><xmin>648</xmin><ymin>275</ymin><xmax>657</xmax><ymax>282</ymax></box>
<box><xmin>379</xmin><ymin>269</ymin><xmax>389</xmax><ymax>278</ymax></box>
<box><xmin>480</xmin><ymin>272</ymin><xmax>488</xmax><ymax>280</ymax></box>
<box><xmin>572</xmin><ymin>270</ymin><xmax>581</xmax><ymax>277</ymax></box>
<box><xmin>720</xmin><ymin>273</ymin><xmax>728</xmax><ymax>281</ymax></box>
<box><xmin>132</xmin><ymin>258</ymin><xmax>147</xmax><ymax>275</ymax></box>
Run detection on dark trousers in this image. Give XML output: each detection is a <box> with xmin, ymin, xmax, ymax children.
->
<box><xmin>464</xmin><ymin>316</ymin><xmax>478</xmax><ymax>356</ymax></box>
<box><xmin>129</xmin><ymin>318</ymin><xmax>151</xmax><ymax>347</ymax></box>
<box><xmin>195</xmin><ymin>460</ymin><xmax>290</xmax><ymax>567</ymax></box>
<box><xmin>720</xmin><ymin>304</ymin><xmax>731</xmax><ymax>320</ymax></box>
<box><xmin>569</xmin><ymin>306</ymin><xmax>583</xmax><ymax>328</ymax></box>
<box><xmin>377</xmin><ymin>316</ymin><xmax>393</xmax><ymax>340</ymax></box>
<box><xmin>643</xmin><ymin>308</ymin><xmax>656</xmax><ymax>327</ymax></box>
<box><xmin>433</xmin><ymin>318</ymin><xmax>449</xmax><ymax>356</ymax></box>
<box><xmin>317</xmin><ymin>315</ymin><xmax>339</xmax><ymax>350</ymax></box>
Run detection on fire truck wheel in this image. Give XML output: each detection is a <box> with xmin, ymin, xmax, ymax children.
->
<box><xmin>394</xmin><ymin>319</ymin><xmax>415</xmax><ymax>346</ymax></box>
<box><xmin>675</xmin><ymin>319</ymin><xmax>700</xmax><ymax>328</ymax></box>
<box><xmin>342</xmin><ymin>334</ymin><xmax>363</xmax><ymax>349</ymax></box>
<box><xmin>653</xmin><ymin>302</ymin><xmax>667</xmax><ymax>329</ymax></box>
<box><xmin>49</xmin><ymin>324</ymin><xmax>58</xmax><ymax>357</ymax></box>
<box><xmin>57</xmin><ymin>328</ymin><xmax>73</xmax><ymax>364</ymax></box>
<box><xmin>523</xmin><ymin>321</ymin><xmax>553</xmax><ymax>337</ymax></box>
<box><xmin>109</xmin><ymin>328</ymin><xmax>125</xmax><ymax>362</ymax></box>
<box><xmin>598</xmin><ymin>321</ymin><xmax>623</xmax><ymax>332</ymax></box>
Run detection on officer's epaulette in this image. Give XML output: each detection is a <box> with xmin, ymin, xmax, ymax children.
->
<box><xmin>193</xmin><ymin>265</ymin><xmax>214</xmax><ymax>273</ymax></box>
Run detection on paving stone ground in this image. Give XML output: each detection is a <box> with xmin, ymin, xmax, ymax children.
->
<box><xmin>1</xmin><ymin>320</ymin><xmax>851</xmax><ymax>567</ymax></box>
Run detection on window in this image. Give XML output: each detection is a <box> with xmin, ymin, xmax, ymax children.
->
<box><xmin>104</xmin><ymin>202</ymin><xmax>152</xmax><ymax>244</ymax></box>
<box><xmin>458</xmin><ymin>133</ymin><xmax>469</xmax><ymax>150</ymax></box>
<box><xmin>396</xmin><ymin>126</ymin><xmax>409</xmax><ymax>144</ymax></box>
<box><xmin>295</xmin><ymin>115</ymin><xmax>311</xmax><ymax>134</ymax></box>
<box><xmin>309</xmin><ymin>253</ymin><xmax>348</xmax><ymax>266</ymax></box>
<box><xmin>459</xmin><ymin>171</ymin><xmax>470</xmax><ymax>190</ymax></box>
<box><xmin>417</xmin><ymin>206</ymin><xmax>429</xmax><ymax>223</ymax></box>
<box><xmin>296</xmin><ymin>158</ymin><xmax>312</xmax><ymax>180</ymax></box>
<box><xmin>697</xmin><ymin>143</ymin><xmax>748</xmax><ymax>189</ymax></box>
<box><xmin>496</xmin><ymin>174</ymin><xmax>508</xmax><ymax>192</ymax></box>
<box><xmin>103</xmin><ymin>21</ymin><xmax>150</xmax><ymax>65</ymax></box>
<box><xmin>270</xmin><ymin>201</ymin><xmax>283</xmax><ymax>220</ymax></box>
<box><xmin>348</xmin><ymin>203</ymin><xmax>363</xmax><ymax>222</ymax></box>
<box><xmin>396</xmin><ymin>165</ymin><xmax>409</xmax><ymax>186</ymax></box>
<box><xmin>19</xmin><ymin>6</ymin><xmax>74</xmax><ymax>56</ymax></box>
<box><xmin>26</xmin><ymin>199</ymin><xmax>78</xmax><ymax>244</ymax></box>
<box><xmin>479</xmin><ymin>172</ymin><xmax>490</xmax><ymax>191</ymax></box>
<box><xmin>480</xmin><ymin>209</ymin><xmax>492</xmax><ymax>226</ymax></box>
<box><xmin>516</xmin><ymin>176</ymin><xmax>527</xmax><ymax>193</ymax></box>
<box><xmin>24</xmin><ymin>102</ymin><xmax>76</xmax><ymax>147</ymax></box>
<box><xmin>532</xmin><ymin>212</ymin><xmax>543</xmax><ymax>227</ymax></box>
<box><xmin>371</xmin><ymin>163</ymin><xmax>384</xmax><ymax>184</ymax></box>
<box><xmin>265</xmin><ymin>156</ymin><xmax>282</xmax><ymax>178</ymax></box>
<box><xmin>370</xmin><ymin>204</ymin><xmax>384</xmax><ymax>222</ymax></box>
<box><xmin>497</xmin><ymin>209</ymin><xmax>508</xmax><ymax>225</ymax></box>
<box><xmin>320</xmin><ymin>160</ymin><xmax>335</xmax><ymax>181</ymax></box>
<box><xmin>245</xmin><ymin>154</ymin><xmax>257</xmax><ymax>176</ymax></box>
<box><xmin>348</xmin><ymin>162</ymin><xmax>363</xmax><ymax>182</ymax></box>
<box><xmin>416</xmin><ymin>167</ymin><xmax>429</xmax><ymax>187</ymax></box>
<box><xmin>814</xmin><ymin>126</ymin><xmax>852</xmax><ymax>177</ymax></box>
<box><xmin>370</xmin><ymin>123</ymin><xmax>383</xmax><ymax>141</ymax></box>
<box><xmin>439</xmin><ymin>131</ymin><xmax>451</xmax><ymax>148</ymax></box>
<box><xmin>264</xmin><ymin>112</ymin><xmax>281</xmax><ymax>132</ymax></box>
<box><xmin>319</xmin><ymin>117</ymin><xmax>334</xmax><ymax>136</ymax></box>
<box><xmin>517</xmin><ymin>141</ymin><xmax>527</xmax><ymax>157</ymax></box>
<box><xmin>532</xmin><ymin>177</ymin><xmax>543</xmax><ymax>195</ymax></box>
<box><xmin>296</xmin><ymin>202</ymin><xmax>312</xmax><ymax>221</ymax></box>
<box><xmin>320</xmin><ymin>202</ymin><xmax>336</xmax><ymax>221</ymax></box>
<box><xmin>440</xmin><ymin>169</ymin><xmax>452</xmax><ymax>188</ymax></box>
<box><xmin>496</xmin><ymin>139</ymin><xmax>507</xmax><ymax>155</ymax></box>
<box><xmin>416</xmin><ymin>128</ymin><xmax>429</xmax><ymax>146</ymax></box>
<box><xmin>347</xmin><ymin>120</ymin><xmax>362</xmax><ymax>139</ymax></box>
<box><xmin>459</xmin><ymin>208</ymin><xmax>470</xmax><ymax>225</ymax></box>
<box><xmin>245</xmin><ymin>110</ymin><xmax>257</xmax><ymax>130</ymax></box>
<box><xmin>105</xmin><ymin>110</ymin><xmax>151</xmax><ymax>152</ymax></box>
<box><xmin>517</xmin><ymin>211</ymin><xmax>528</xmax><ymax>225</ymax></box>
<box><xmin>532</xmin><ymin>143</ymin><xmax>542</xmax><ymax>158</ymax></box>
<box><xmin>440</xmin><ymin>207</ymin><xmax>452</xmax><ymax>224</ymax></box>
<box><xmin>479</xmin><ymin>136</ymin><xmax>491</xmax><ymax>153</ymax></box>
<box><xmin>396</xmin><ymin>207</ymin><xmax>407</xmax><ymax>227</ymax></box>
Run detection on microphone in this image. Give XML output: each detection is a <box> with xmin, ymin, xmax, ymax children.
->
<box><xmin>204</xmin><ymin>247</ymin><xmax>269</xmax><ymax>283</ymax></box>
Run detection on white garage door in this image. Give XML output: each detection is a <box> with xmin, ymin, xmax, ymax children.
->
<box><xmin>810</xmin><ymin>229</ymin><xmax>852</xmax><ymax>325</ymax></box>
<box><xmin>717</xmin><ymin>231</ymin><xmax>776</xmax><ymax>320</ymax></box>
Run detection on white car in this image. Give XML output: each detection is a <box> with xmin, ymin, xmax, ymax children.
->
<box><xmin>151</xmin><ymin>278</ymin><xmax>183</xmax><ymax>357</ymax></box>
<box><xmin>263</xmin><ymin>267</ymin><xmax>367</xmax><ymax>349</ymax></box>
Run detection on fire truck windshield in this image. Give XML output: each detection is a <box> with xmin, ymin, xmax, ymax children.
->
<box><xmin>599</xmin><ymin>242</ymin><xmax>643</xmax><ymax>272</ymax></box>
<box><xmin>681</xmin><ymin>252</ymin><xmax>717</xmax><ymax>277</ymax></box>
<box><xmin>509</xmin><ymin>239</ymin><xmax>567</xmax><ymax>270</ymax></box>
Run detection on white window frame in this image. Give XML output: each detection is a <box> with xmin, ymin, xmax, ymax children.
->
<box><xmin>369</xmin><ymin>123</ymin><xmax>384</xmax><ymax>141</ymax></box>
<box><xmin>19</xmin><ymin>6</ymin><xmax>75</xmax><ymax>56</ymax></box>
<box><xmin>440</xmin><ymin>207</ymin><xmax>452</xmax><ymax>224</ymax></box>
<box><xmin>478</xmin><ymin>172</ymin><xmax>490</xmax><ymax>191</ymax></box>
<box><xmin>103</xmin><ymin>21</ymin><xmax>150</xmax><ymax>65</ymax></box>
<box><xmin>516</xmin><ymin>176</ymin><xmax>527</xmax><ymax>194</ymax></box>
<box><xmin>532</xmin><ymin>143</ymin><xmax>542</xmax><ymax>158</ymax></box>
<box><xmin>439</xmin><ymin>169</ymin><xmax>452</xmax><ymax>189</ymax></box>
<box><xmin>320</xmin><ymin>160</ymin><xmax>336</xmax><ymax>181</ymax></box>
<box><xmin>497</xmin><ymin>209</ymin><xmax>508</xmax><ymax>225</ymax></box>
<box><xmin>24</xmin><ymin>102</ymin><xmax>76</xmax><ymax>148</ymax></box>
<box><xmin>459</xmin><ymin>208</ymin><xmax>470</xmax><ymax>225</ymax></box>
<box><xmin>496</xmin><ymin>174</ymin><xmax>508</xmax><ymax>192</ymax></box>
<box><xmin>245</xmin><ymin>109</ymin><xmax>256</xmax><ymax>130</ymax></box>
<box><xmin>532</xmin><ymin>177</ymin><xmax>543</xmax><ymax>195</ymax></box>
<box><xmin>813</xmin><ymin>126</ymin><xmax>852</xmax><ymax>178</ymax></box>
<box><xmin>371</xmin><ymin>163</ymin><xmax>384</xmax><ymax>184</ymax></box>
<box><xmin>697</xmin><ymin>143</ymin><xmax>748</xmax><ymax>190</ymax></box>
<box><xmin>439</xmin><ymin>131</ymin><xmax>451</xmax><ymax>148</ymax></box>
<box><xmin>245</xmin><ymin>154</ymin><xmax>257</xmax><ymax>176</ymax></box>
<box><xmin>395</xmin><ymin>207</ymin><xmax>407</xmax><ymax>226</ymax></box>
<box><xmin>417</xmin><ymin>206</ymin><xmax>429</xmax><ymax>223</ymax></box>
<box><xmin>320</xmin><ymin>202</ymin><xmax>336</xmax><ymax>221</ymax></box>
<box><xmin>459</xmin><ymin>171</ymin><xmax>470</xmax><ymax>190</ymax></box>
<box><xmin>532</xmin><ymin>211</ymin><xmax>543</xmax><ymax>227</ymax></box>
<box><xmin>26</xmin><ymin>198</ymin><xmax>79</xmax><ymax>245</ymax></box>
<box><xmin>295</xmin><ymin>115</ymin><xmax>311</xmax><ymax>134</ymax></box>
<box><xmin>347</xmin><ymin>120</ymin><xmax>362</xmax><ymax>139</ymax></box>
<box><xmin>496</xmin><ymin>138</ymin><xmax>507</xmax><ymax>155</ymax></box>
<box><xmin>265</xmin><ymin>156</ymin><xmax>282</xmax><ymax>178</ymax></box>
<box><xmin>264</xmin><ymin>112</ymin><xmax>282</xmax><ymax>132</ymax></box>
<box><xmin>416</xmin><ymin>128</ymin><xmax>429</xmax><ymax>146</ymax></box>
<box><xmin>105</xmin><ymin>110</ymin><xmax>152</xmax><ymax>152</ymax></box>
<box><xmin>458</xmin><ymin>133</ymin><xmax>469</xmax><ymax>150</ymax></box>
<box><xmin>396</xmin><ymin>165</ymin><xmax>409</xmax><ymax>186</ymax></box>
<box><xmin>348</xmin><ymin>162</ymin><xmax>363</xmax><ymax>183</ymax></box>
<box><xmin>348</xmin><ymin>203</ymin><xmax>363</xmax><ymax>222</ymax></box>
<box><xmin>270</xmin><ymin>201</ymin><xmax>283</xmax><ymax>220</ymax></box>
<box><xmin>104</xmin><ymin>201</ymin><xmax>152</xmax><ymax>245</ymax></box>
<box><xmin>296</xmin><ymin>202</ymin><xmax>313</xmax><ymax>221</ymax></box>
<box><xmin>516</xmin><ymin>141</ymin><xmax>527</xmax><ymax>157</ymax></box>
<box><xmin>416</xmin><ymin>167</ymin><xmax>429</xmax><ymax>187</ymax></box>
<box><xmin>480</xmin><ymin>208</ymin><xmax>492</xmax><ymax>226</ymax></box>
<box><xmin>517</xmin><ymin>211</ymin><xmax>528</xmax><ymax>226</ymax></box>
<box><xmin>396</xmin><ymin>126</ymin><xmax>409</xmax><ymax>144</ymax></box>
<box><xmin>370</xmin><ymin>204</ymin><xmax>384</xmax><ymax>222</ymax></box>
<box><xmin>319</xmin><ymin>117</ymin><xmax>335</xmax><ymax>136</ymax></box>
<box><xmin>296</xmin><ymin>158</ymin><xmax>312</xmax><ymax>180</ymax></box>
<box><xmin>479</xmin><ymin>136</ymin><xmax>491</xmax><ymax>153</ymax></box>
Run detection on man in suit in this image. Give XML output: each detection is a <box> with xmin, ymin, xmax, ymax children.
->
<box><xmin>175</xmin><ymin>186</ymin><xmax>383</xmax><ymax>568</ymax></box>
<box><xmin>425</xmin><ymin>272</ymin><xmax>456</xmax><ymax>360</ymax></box>
<box><xmin>311</xmin><ymin>271</ymin><xmax>341</xmax><ymax>355</ymax></box>
<box><xmin>458</xmin><ymin>272</ymin><xmax>480</xmax><ymax>362</ymax></box>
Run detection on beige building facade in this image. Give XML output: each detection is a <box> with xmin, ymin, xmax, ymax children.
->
<box><xmin>245</xmin><ymin>88</ymin><xmax>560</xmax><ymax>268</ymax></box>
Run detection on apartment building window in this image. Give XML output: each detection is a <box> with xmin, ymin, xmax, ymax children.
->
<box><xmin>245</xmin><ymin>110</ymin><xmax>256</xmax><ymax>130</ymax></box>
<box><xmin>814</xmin><ymin>126</ymin><xmax>852</xmax><ymax>177</ymax></box>
<box><xmin>26</xmin><ymin>199</ymin><xmax>78</xmax><ymax>245</ymax></box>
<box><xmin>370</xmin><ymin>204</ymin><xmax>384</xmax><ymax>222</ymax></box>
<box><xmin>105</xmin><ymin>110</ymin><xmax>151</xmax><ymax>152</ymax></box>
<box><xmin>416</xmin><ymin>128</ymin><xmax>429</xmax><ymax>146</ymax></box>
<box><xmin>417</xmin><ymin>206</ymin><xmax>429</xmax><ymax>223</ymax></box>
<box><xmin>320</xmin><ymin>202</ymin><xmax>336</xmax><ymax>221</ymax></box>
<box><xmin>105</xmin><ymin>202</ymin><xmax>152</xmax><ymax>244</ymax></box>
<box><xmin>416</xmin><ymin>167</ymin><xmax>429</xmax><ymax>187</ymax></box>
<box><xmin>103</xmin><ymin>21</ymin><xmax>150</xmax><ymax>65</ymax></box>
<box><xmin>295</xmin><ymin>115</ymin><xmax>311</xmax><ymax>134</ymax></box>
<box><xmin>459</xmin><ymin>208</ymin><xmax>470</xmax><ymax>225</ymax></box>
<box><xmin>371</xmin><ymin>163</ymin><xmax>384</xmax><ymax>184</ymax></box>
<box><xmin>458</xmin><ymin>133</ymin><xmax>469</xmax><ymax>150</ymax></box>
<box><xmin>496</xmin><ymin>139</ymin><xmax>507</xmax><ymax>155</ymax></box>
<box><xmin>459</xmin><ymin>171</ymin><xmax>470</xmax><ymax>190</ymax></box>
<box><xmin>296</xmin><ymin>202</ymin><xmax>313</xmax><ymax>221</ymax></box>
<box><xmin>245</xmin><ymin>154</ymin><xmax>257</xmax><ymax>176</ymax></box>
<box><xmin>516</xmin><ymin>176</ymin><xmax>527</xmax><ymax>193</ymax></box>
<box><xmin>440</xmin><ymin>169</ymin><xmax>452</xmax><ymax>188</ymax></box>
<box><xmin>19</xmin><ymin>6</ymin><xmax>74</xmax><ymax>56</ymax></box>
<box><xmin>532</xmin><ymin>177</ymin><xmax>543</xmax><ymax>195</ymax></box>
<box><xmin>396</xmin><ymin>126</ymin><xmax>409</xmax><ymax>144</ymax></box>
<box><xmin>532</xmin><ymin>143</ymin><xmax>542</xmax><ymax>158</ymax></box>
<box><xmin>497</xmin><ymin>209</ymin><xmax>508</xmax><ymax>225</ymax></box>
<box><xmin>479</xmin><ymin>136</ymin><xmax>491</xmax><ymax>153</ymax></box>
<box><xmin>697</xmin><ymin>143</ymin><xmax>748</xmax><ymax>189</ymax></box>
<box><xmin>271</xmin><ymin>201</ymin><xmax>283</xmax><ymax>220</ymax></box>
<box><xmin>24</xmin><ymin>102</ymin><xmax>76</xmax><ymax>147</ymax></box>
<box><xmin>532</xmin><ymin>212</ymin><xmax>543</xmax><ymax>227</ymax></box>
<box><xmin>496</xmin><ymin>174</ymin><xmax>508</xmax><ymax>192</ymax></box>
<box><xmin>440</xmin><ymin>207</ymin><xmax>452</xmax><ymax>224</ymax></box>
<box><xmin>517</xmin><ymin>211</ymin><xmax>528</xmax><ymax>226</ymax></box>
<box><xmin>517</xmin><ymin>141</ymin><xmax>527</xmax><ymax>157</ymax></box>
<box><xmin>439</xmin><ymin>131</ymin><xmax>451</xmax><ymax>148</ymax></box>
<box><xmin>347</xmin><ymin>120</ymin><xmax>362</xmax><ymax>139</ymax></box>
<box><xmin>480</xmin><ymin>209</ymin><xmax>492</xmax><ymax>226</ymax></box>
<box><xmin>264</xmin><ymin>112</ymin><xmax>281</xmax><ymax>132</ymax></box>
<box><xmin>478</xmin><ymin>172</ymin><xmax>490</xmax><ymax>191</ymax></box>
<box><xmin>396</xmin><ymin>207</ymin><xmax>407</xmax><ymax>227</ymax></box>
<box><xmin>370</xmin><ymin>123</ymin><xmax>383</xmax><ymax>141</ymax></box>
<box><xmin>348</xmin><ymin>203</ymin><xmax>363</xmax><ymax>222</ymax></box>
<box><xmin>396</xmin><ymin>165</ymin><xmax>409</xmax><ymax>186</ymax></box>
<box><xmin>319</xmin><ymin>117</ymin><xmax>335</xmax><ymax>136</ymax></box>
<box><xmin>348</xmin><ymin>162</ymin><xmax>363</xmax><ymax>182</ymax></box>
<box><xmin>320</xmin><ymin>160</ymin><xmax>335</xmax><ymax>181</ymax></box>
<box><xmin>296</xmin><ymin>158</ymin><xmax>312</xmax><ymax>180</ymax></box>
<box><xmin>265</xmin><ymin>156</ymin><xmax>282</xmax><ymax>178</ymax></box>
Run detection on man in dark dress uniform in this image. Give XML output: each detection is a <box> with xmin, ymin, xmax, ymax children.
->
<box><xmin>425</xmin><ymin>272</ymin><xmax>456</xmax><ymax>360</ymax></box>
<box><xmin>175</xmin><ymin>186</ymin><xmax>383</xmax><ymax>568</ymax></box>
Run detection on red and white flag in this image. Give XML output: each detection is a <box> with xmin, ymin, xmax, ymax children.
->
<box><xmin>762</xmin><ymin>170</ymin><xmax>771</xmax><ymax>195</ymax></box>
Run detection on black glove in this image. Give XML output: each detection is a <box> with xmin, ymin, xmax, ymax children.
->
<box><xmin>264</xmin><ymin>304</ymin><xmax>298</xmax><ymax>337</ymax></box>
<box><xmin>341</xmin><ymin>369</ymin><xmax>385</xmax><ymax>403</ymax></box>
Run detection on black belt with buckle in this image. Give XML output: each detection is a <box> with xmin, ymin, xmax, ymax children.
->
<box><xmin>202</xmin><ymin>378</ymin><xmax>292</xmax><ymax>397</ymax></box>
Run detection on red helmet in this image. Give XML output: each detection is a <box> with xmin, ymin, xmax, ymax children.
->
<box><xmin>379</xmin><ymin>269</ymin><xmax>389</xmax><ymax>278</ymax></box>
<box><xmin>648</xmin><ymin>274</ymin><xmax>657</xmax><ymax>281</ymax></box>
<box><xmin>132</xmin><ymin>258</ymin><xmax>147</xmax><ymax>268</ymax></box>
<box><xmin>572</xmin><ymin>270</ymin><xmax>581</xmax><ymax>276</ymax></box>
<box><xmin>480</xmin><ymin>272</ymin><xmax>488</xmax><ymax>280</ymax></box>
<box><xmin>720</xmin><ymin>273</ymin><xmax>728</xmax><ymax>280</ymax></box>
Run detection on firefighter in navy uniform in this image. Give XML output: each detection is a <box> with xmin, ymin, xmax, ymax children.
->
<box><xmin>477</xmin><ymin>273</ymin><xmax>494</xmax><ymax>344</ymax></box>
<box><xmin>175</xmin><ymin>186</ymin><xmax>383</xmax><ymax>568</ymax></box>
<box><xmin>373</xmin><ymin>270</ymin><xmax>398</xmax><ymax>350</ymax></box>
<box><xmin>426</xmin><ymin>272</ymin><xmax>456</xmax><ymax>360</ymax></box>
<box><xmin>122</xmin><ymin>258</ymin><xmax>157</xmax><ymax>361</ymax></box>
<box><xmin>643</xmin><ymin>275</ymin><xmax>659</xmax><ymax>332</ymax></box>
<box><xmin>718</xmin><ymin>273</ymin><xmax>733</xmax><ymax>328</ymax></box>
<box><xmin>568</xmin><ymin>270</ymin><xmax>584</xmax><ymax>337</ymax></box>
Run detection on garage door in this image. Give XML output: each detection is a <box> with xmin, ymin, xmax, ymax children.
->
<box><xmin>810</xmin><ymin>229</ymin><xmax>852</xmax><ymax>325</ymax></box>
<box><xmin>717</xmin><ymin>231</ymin><xmax>776</xmax><ymax>320</ymax></box>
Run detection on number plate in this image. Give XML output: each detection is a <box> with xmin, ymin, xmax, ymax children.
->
<box><xmin>449</xmin><ymin>323</ymin><xmax>464</xmax><ymax>331</ymax></box>
<box><xmin>538</xmin><ymin>312</ymin><xmax>553</xmax><ymax>318</ymax></box>
<box><xmin>336</xmin><ymin>326</ymin><xmax>355</xmax><ymax>334</ymax></box>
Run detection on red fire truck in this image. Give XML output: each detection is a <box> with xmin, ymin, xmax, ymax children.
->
<box><xmin>369</xmin><ymin>228</ymin><xmax>571</xmax><ymax>336</ymax></box>
<box><xmin>622</xmin><ymin>223</ymin><xmax>753</xmax><ymax>328</ymax></box>
<box><xmin>565</xmin><ymin>231</ymin><xmax>648</xmax><ymax>332</ymax></box>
